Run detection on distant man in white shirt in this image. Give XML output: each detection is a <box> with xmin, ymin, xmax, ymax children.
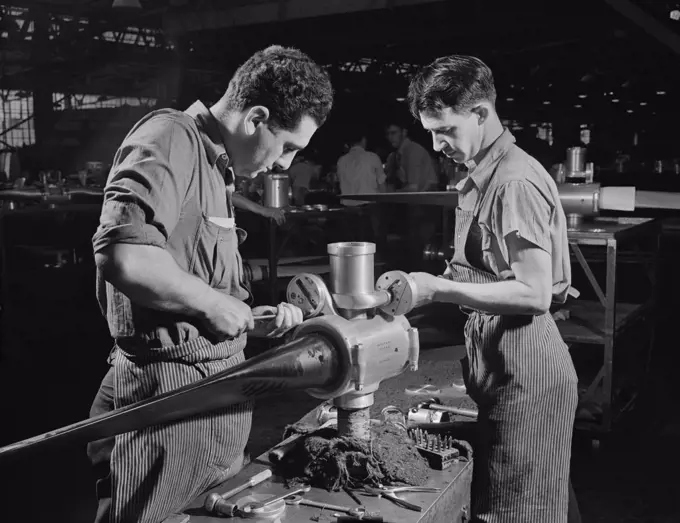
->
<box><xmin>336</xmin><ymin>132</ymin><xmax>386</xmax><ymax>245</ymax></box>
<box><xmin>385</xmin><ymin>122</ymin><xmax>440</xmax><ymax>270</ymax></box>
<box><xmin>385</xmin><ymin>123</ymin><xmax>438</xmax><ymax>192</ymax></box>
<box><xmin>337</xmin><ymin>133</ymin><xmax>386</xmax><ymax>204</ymax></box>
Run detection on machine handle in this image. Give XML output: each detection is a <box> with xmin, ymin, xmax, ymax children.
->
<box><xmin>352</xmin><ymin>343</ymin><xmax>366</xmax><ymax>392</ymax></box>
<box><xmin>407</xmin><ymin>328</ymin><xmax>420</xmax><ymax>371</ymax></box>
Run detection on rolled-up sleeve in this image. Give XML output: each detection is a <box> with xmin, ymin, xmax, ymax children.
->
<box><xmin>92</xmin><ymin>115</ymin><xmax>196</xmax><ymax>254</ymax></box>
<box><xmin>490</xmin><ymin>180</ymin><xmax>553</xmax><ymax>261</ymax></box>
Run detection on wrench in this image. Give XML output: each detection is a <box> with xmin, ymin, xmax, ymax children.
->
<box><xmin>239</xmin><ymin>485</ymin><xmax>311</xmax><ymax>514</ymax></box>
<box><xmin>285</xmin><ymin>495</ymin><xmax>369</xmax><ymax>518</ymax></box>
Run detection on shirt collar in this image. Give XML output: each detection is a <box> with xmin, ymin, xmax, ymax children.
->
<box><xmin>185</xmin><ymin>101</ymin><xmax>229</xmax><ymax>167</ymax></box>
<box><xmin>349</xmin><ymin>145</ymin><xmax>365</xmax><ymax>152</ymax></box>
<box><xmin>456</xmin><ymin>128</ymin><xmax>515</xmax><ymax>193</ymax></box>
<box><xmin>185</xmin><ymin>100</ymin><xmax>234</xmax><ymax>184</ymax></box>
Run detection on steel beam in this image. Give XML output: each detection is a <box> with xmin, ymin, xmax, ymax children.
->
<box><xmin>602</xmin><ymin>0</ymin><xmax>680</xmax><ymax>56</ymax></box>
<box><xmin>163</xmin><ymin>0</ymin><xmax>448</xmax><ymax>34</ymax></box>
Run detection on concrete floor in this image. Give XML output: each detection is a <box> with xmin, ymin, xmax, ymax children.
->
<box><xmin>0</xmin><ymin>279</ymin><xmax>679</xmax><ymax>522</ymax></box>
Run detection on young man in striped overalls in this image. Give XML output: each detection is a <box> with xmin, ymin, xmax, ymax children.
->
<box><xmin>406</xmin><ymin>55</ymin><xmax>581</xmax><ymax>523</ymax></box>
<box><xmin>87</xmin><ymin>46</ymin><xmax>333</xmax><ymax>523</ymax></box>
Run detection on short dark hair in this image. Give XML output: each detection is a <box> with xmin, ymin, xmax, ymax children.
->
<box><xmin>224</xmin><ymin>45</ymin><xmax>334</xmax><ymax>130</ymax></box>
<box><xmin>385</xmin><ymin>121</ymin><xmax>407</xmax><ymax>131</ymax></box>
<box><xmin>407</xmin><ymin>55</ymin><xmax>496</xmax><ymax>118</ymax></box>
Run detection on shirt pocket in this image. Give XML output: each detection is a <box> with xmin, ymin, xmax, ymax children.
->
<box><xmin>191</xmin><ymin>212</ymin><xmax>236</xmax><ymax>291</ymax></box>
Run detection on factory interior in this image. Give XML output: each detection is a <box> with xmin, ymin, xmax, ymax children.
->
<box><xmin>2</xmin><ymin>0</ymin><xmax>680</xmax><ymax>522</ymax></box>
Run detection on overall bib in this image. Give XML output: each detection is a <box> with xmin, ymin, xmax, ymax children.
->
<box><xmin>445</xmin><ymin>177</ymin><xmax>579</xmax><ymax>522</ymax></box>
<box><xmin>89</xmin><ymin>191</ymin><xmax>253</xmax><ymax>523</ymax></box>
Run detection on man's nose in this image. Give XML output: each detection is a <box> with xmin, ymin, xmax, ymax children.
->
<box><xmin>274</xmin><ymin>158</ymin><xmax>292</xmax><ymax>172</ymax></box>
<box><xmin>432</xmin><ymin>135</ymin><xmax>445</xmax><ymax>152</ymax></box>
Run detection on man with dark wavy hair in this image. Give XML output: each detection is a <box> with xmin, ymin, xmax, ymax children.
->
<box><xmin>406</xmin><ymin>55</ymin><xmax>579</xmax><ymax>522</ymax></box>
<box><xmin>88</xmin><ymin>46</ymin><xmax>333</xmax><ymax>523</ymax></box>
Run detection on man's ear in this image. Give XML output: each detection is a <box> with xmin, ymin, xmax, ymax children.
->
<box><xmin>244</xmin><ymin>106</ymin><xmax>270</xmax><ymax>136</ymax></box>
<box><xmin>471</xmin><ymin>104</ymin><xmax>490</xmax><ymax>125</ymax></box>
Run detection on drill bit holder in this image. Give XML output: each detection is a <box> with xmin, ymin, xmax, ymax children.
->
<box><xmin>408</xmin><ymin>428</ymin><xmax>461</xmax><ymax>470</ymax></box>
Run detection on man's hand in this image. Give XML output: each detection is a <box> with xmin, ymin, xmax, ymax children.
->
<box><xmin>200</xmin><ymin>293</ymin><xmax>255</xmax><ymax>341</ymax></box>
<box><xmin>262</xmin><ymin>207</ymin><xmax>286</xmax><ymax>225</ymax></box>
<box><xmin>250</xmin><ymin>303</ymin><xmax>304</xmax><ymax>338</ymax></box>
<box><xmin>232</xmin><ymin>193</ymin><xmax>286</xmax><ymax>225</ymax></box>
<box><xmin>409</xmin><ymin>272</ymin><xmax>444</xmax><ymax>308</ymax></box>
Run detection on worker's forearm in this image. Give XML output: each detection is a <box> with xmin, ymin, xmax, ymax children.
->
<box><xmin>233</xmin><ymin>193</ymin><xmax>266</xmax><ymax>215</ymax></box>
<box><xmin>96</xmin><ymin>244</ymin><xmax>221</xmax><ymax>319</ymax></box>
<box><xmin>433</xmin><ymin>277</ymin><xmax>548</xmax><ymax>315</ymax></box>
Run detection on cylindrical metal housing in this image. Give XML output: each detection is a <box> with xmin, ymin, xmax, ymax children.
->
<box><xmin>565</xmin><ymin>147</ymin><xmax>586</xmax><ymax>174</ymax></box>
<box><xmin>327</xmin><ymin>242</ymin><xmax>376</xmax><ymax>296</ymax></box>
<box><xmin>558</xmin><ymin>182</ymin><xmax>600</xmax><ymax>218</ymax></box>
<box><xmin>337</xmin><ymin>407</ymin><xmax>371</xmax><ymax>440</ymax></box>
<box><xmin>263</xmin><ymin>173</ymin><xmax>290</xmax><ymax>208</ymax></box>
<box><xmin>295</xmin><ymin>313</ymin><xmax>414</xmax><ymax>405</ymax></box>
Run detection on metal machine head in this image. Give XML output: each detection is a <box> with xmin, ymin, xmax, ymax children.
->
<box><xmin>286</xmin><ymin>273</ymin><xmax>338</xmax><ymax>318</ymax></box>
<box><xmin>375</xmin><ymin>270</ymin><xmax>417</xmax><ymax>317</ymax></box>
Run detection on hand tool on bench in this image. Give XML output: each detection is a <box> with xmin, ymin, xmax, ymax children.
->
<box><xmin>240</xmin><ymin>485</ymin><xmax>311</xmax><ymax>514</ymax></box>
<box><xmin>408</xmin><ymin>398</ymin><xmax>478</xmax><ymax>422</ymax></box>
<box><xmin>335</xmin><ymin>516</ymin><xmax>385</xmax><ymax>522</ymax></box>
<box><xmin>204</xmin><ymin>469</ymin><xmax>273</xmax><ymax>516</ymax></box>
<box><xmin>284</xmin><ymin>495</ymin><xmax>371</xmax><ymax>519</ymax></box>
<box><xmin>361</xmin><ymin>485</ymin><xmax>441</xmax><ymax>512</ymax></box>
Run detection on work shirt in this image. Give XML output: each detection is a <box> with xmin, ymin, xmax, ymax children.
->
<box><xmin>336</xmin><ymin>145</ymin><xmax>386</xmax><ymax>206</ymax></box>
<box><xmin>454</xmin><ymin>129</ymin><xmax>571</xmax><ymax>303</ymax></box>
<box><xmin>392</xmin><ymin>137</ymin><xmax>439</xmax><ymax>191</ymax></box>
<box><xmin>92</xmin><ymin>100</ymin><xmax>250</xmax><ymax>349</ymax></box>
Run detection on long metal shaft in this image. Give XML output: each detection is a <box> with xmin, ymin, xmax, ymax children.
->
<box><xmin>0</xmin><ymin>334</ymin><xmax>340</xmax><ymax>461</ymax></box>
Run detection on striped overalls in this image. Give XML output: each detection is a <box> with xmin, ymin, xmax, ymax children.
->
<box><xmin>89</xmin><ymin>180</ymin><xmax>253</xmax><ymax>523</ymax></box>
<box><xmin>445</xmin><ymin>174</ymin><xmax>579</xmax><ymax>522</ymax></box>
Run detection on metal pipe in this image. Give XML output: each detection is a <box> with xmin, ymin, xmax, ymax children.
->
<box><xmin>558</xmin><ymin>183</ymin><xmax>600</xmax><ymax>218</ymax></box>
<box><xmin>635</xmin><ymin>191</ymin><xmax>680</xmax><ymax>210</ymax></box>
<box><xmin>565</xmin><ymin>147</ymin><xmax>586</xmax><ymax>175</ymax></box>
<box><xmin>337</xmin><ymin>407</ymin><xmax>371</xmax><ymax>440</ymax></box>
<box><xmin>0</xmin><ymin>334</ymin><xmax>341</xmax><ymax>461</ymax></box>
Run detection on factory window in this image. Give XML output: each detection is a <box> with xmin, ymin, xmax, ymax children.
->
<box><xmin>98</xmin><ymin>26</ymin><xmax>168</xmax><ymax>48</ymax></box>
<box><xmin>0</xmin><ymin>90</ymin><xmax>35</xmax><ymax>148</ymax></box>
<box><xmin>52</xmin><ymin>93</ymin><xmax>157</xmax><ymax>110</ymax></box>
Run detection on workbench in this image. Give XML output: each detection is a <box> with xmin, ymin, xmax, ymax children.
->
<box><xmin>181</xmin><ymin>446</ymin><xmax>473</xmax><ymax>523</ymax></box>
<box><xmin>557</xmin><ymin>217</ymin><xmax>660</xmax><ymax>443</ymax></box>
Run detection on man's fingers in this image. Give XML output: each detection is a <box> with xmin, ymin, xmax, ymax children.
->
<box><xmin>292</xmin><ymin>305</ymin><xmax>303</xmax><ymax>325</ymax></box>
<box><xmin>274</xmin><ymin>304</ymin><xmax>285</xmax><ymax>328</ymax></box>
<box><xmin>282</xmin><ymin>305</ymin><xmax>294</xmax><ymax>330</ymax></box>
